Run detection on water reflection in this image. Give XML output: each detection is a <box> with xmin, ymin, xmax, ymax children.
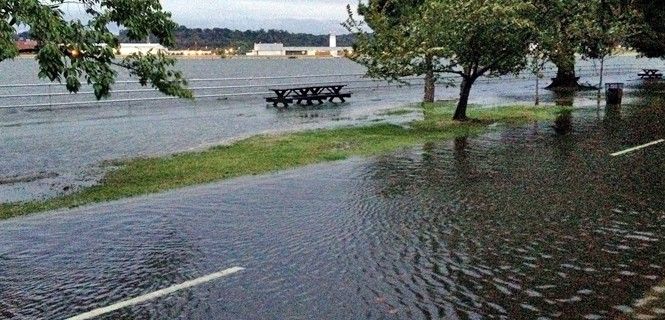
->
<box><xmin>553</xmin><ymin>91</ymin><xmax>576</xmax><ymax>107</ymax></box>
<box><xmin>552</xmin><ymin>108</ymin><xmax>574</xmax><ymax>135</ymax></box>
<box><xmin>354</xmin><ymin>104</ymin><xmax>665</xmax><ymax>318</ymax></box>
<box><xmin>603</xmin><ymin>104</ymin><xmax>623</xmax><ymax>131</ymax></box>
<box><xmin>0</xmin><ymin>103</ymin><xmax>664</xmax><ymax>319</ymax></box>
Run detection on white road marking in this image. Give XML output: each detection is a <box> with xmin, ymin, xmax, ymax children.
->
<box><xmin>611</xmin><ymin>139</ymin><xmax>665</xmax><ymax>157</ymax></box>
<box><xmin>66</xmin><ymin>266</ymin><xmax>245</xmax><ymax>320</ymax></box>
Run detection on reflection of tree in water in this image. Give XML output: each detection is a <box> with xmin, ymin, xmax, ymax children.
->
<box><xmin>552</xmin><ymin>108</ymin><xmax>573</xmax><ymax>136</ymax></box>
<box><xmin>603</xmin><ymin>104</ymin><xmax>623</xmax><ymax>130</ymax></box>
<box><xmin>356</xmin><ymin>116</ymin><xmax>665</xmax><ymax>318</ymax></box>
<box><xmin>553</xmin><ymin>90</ymin><xmax>576</xmax><ymax>107</ymax></box>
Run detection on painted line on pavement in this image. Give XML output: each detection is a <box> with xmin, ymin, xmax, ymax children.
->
<box><xmin>66</xmin><ymin>266</ymin><xmax>245</xmax><ymax>320</ymax></box>
<box><xmin>611</xmin><ymin>139</ymin><xmax>665</xmax><ymax>157</ymax></box>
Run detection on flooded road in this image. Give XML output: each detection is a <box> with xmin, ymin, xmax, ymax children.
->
<box><xmin>0</xmin><ymin>56</ymin><xmax>660</xmax><ymax>202</ymax></box>
<box><xmin>1</xmin><ymin>97</ymin><xmax>663</xmax><ymax>319</ymax></box>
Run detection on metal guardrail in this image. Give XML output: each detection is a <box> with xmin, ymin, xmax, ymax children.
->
<box><xmin>0</xmin><ymin>65</ymin><xmax>645</xmax><ymax>110</ymax></box>
<box><xmin>0</xmin><ymin>74</ymin><xmax>429</xmax><ymax>110</ymax></box>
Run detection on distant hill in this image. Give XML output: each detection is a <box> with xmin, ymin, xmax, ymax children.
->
<box><xmin>118</xmin><ymin>26</ymin><xmax>356</xmax><ymax>53</ymax></box>
<box><xmin>16</xmin><ymin>27</ymin><xmax>357</xmax><ymax>54</ymax></box>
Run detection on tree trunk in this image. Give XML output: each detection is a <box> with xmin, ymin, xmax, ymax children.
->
<box><xmin>534</xmin><ymin>59</ymin><xmax>545</xmax><ymax>106</ymax></box>
<box><xmin>423</xmin><ymin>55</ymin><xmax>435</xmax><ymax>103</ymax></box>
<box><xmin>597</xmin><ymin>56</ymin><xmax>605</xmax><ymax>106</ymax></box>
<box><xmin>547</xmin><ymin>51</ymin><xmax>580</xmax><ymax>90</ymax></box>
<box><xmin>453</xmin><ymin>77</ymin><xmax>474</xmax><ymax>121</ymax></box>
<box><xmin>535</xmin><ymin>73</ymin><xmax>540</xmax><ymax>106</ymax></box>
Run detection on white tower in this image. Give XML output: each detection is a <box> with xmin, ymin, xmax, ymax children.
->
<box><xmin>329</xmin><ymin>33</ymin><xmax>337</xmax><ymax>48</ymax></box>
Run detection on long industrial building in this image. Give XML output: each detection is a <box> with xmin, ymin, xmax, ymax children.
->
<box><xmin>246</xmin><ymin>34</ymin><xmax>352</xmax><ymax>57</ymax></box>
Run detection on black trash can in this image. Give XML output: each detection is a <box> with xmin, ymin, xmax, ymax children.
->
<box><xmin>605</xmin><ymin>83</ymin><xmax>624</xmax><ymax>105</ymax></box>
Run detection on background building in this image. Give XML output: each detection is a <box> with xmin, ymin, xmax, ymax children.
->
<box><xmin>117</xmin><ymin>43</ymin><xmax>168</xmax><ymax>56</ymax></box>
<box><xmin>16</xmin><ymin>39</ymin><xmax>38</xmax><ymax>53</ymax></box>
<box><xmin>246</xmin><ymin>34</ymin><xmax>352</xmax><ymax>57</ymax></box>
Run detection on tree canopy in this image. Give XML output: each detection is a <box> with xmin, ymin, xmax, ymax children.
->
<box><xmin>346</xmin><ymin>0</ymin><xmax>536</xmax><ymax>120</ymax></box>
<box><xmin>629</xmin><ymin>0</ymin><xmax>665</xmax><ymax>58</ymax></box>
<box><xmin>0</xmin><ymin>0</ymin><xmax>191</xmax><ymax>99</ymax></box>
<box><xmin>531</xmin><ymin>0</ymin><xmax>643</xmax><ymax>89</ymax></box>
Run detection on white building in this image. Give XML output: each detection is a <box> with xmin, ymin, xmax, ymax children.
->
<box><xmin>250</xmin><ymin>43</ymin><xmax>286</xmax><ymax>56</ymax></box>
<box><xmin>246</xmin><ymin>34</ymin><xmax>352</xmax><ymax>57</ymax></box>
<box><xmin>117</xmin><ymin>43</ymin><xmax>168</xmax><ymax>56</ymax></box>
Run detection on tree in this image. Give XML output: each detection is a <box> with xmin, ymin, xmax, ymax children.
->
<box><xmin>0</xmin><ymin>0</ymin><xmax>191</xmax><ymax>99</ymax></box>
<box><xmin>629</xmin><ymin>0</ymin><xmax>665</xmax><ymax>58</ymax></box>
<box><xmin>346</xmin><ymin>0</ymin><xmax>536</xmax><ymax>121</ymax></box>
<box><xmin>531</xmin><ymin>0</ymin><xmax>639</xmax><ymax>91</ymax></box>
<box><xmin>345</xmin><ymin>0</ymin><xmax>434</xmax><ymax>101</ymax></box>
<box><xmin>530</xmin><ymin>0</ymin><xmax>589</xmax><ymax>90</ymax></box>
<box><xmin>576</xmin><ymin>0</ymin><xmax>640</xmax><ymax>102</ymax></box>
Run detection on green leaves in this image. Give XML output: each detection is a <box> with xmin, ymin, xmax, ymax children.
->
<box><xmin>530</xmin><ymin>0</ymin><xmax>640</xmax><ymax>66</ymax></box>
<box><xmin>629</xmin><ymin>1</ymin><xmax>665</xmax><ymax>58</ymax></box>
<box><xmin>0</xmin><ymin>19</ymin><xmax>18</xmax><ymax>60</ymax></box>
<box><xmin>347</xmin><ymin>0</ymin><xmax>536</xmax><ymax>81</ymax></box>
<box><xmin>120</xmin><ymin>52</ymin><xmax>193</xmax><ymax>99</ymax></box>
<box><xmin>347</xmin><ymin>0</ymin><xmax>536</xmax><ymax>118</ymax></box>
<box><xmin>0</xmin><ymin>0</ymin><xmax>191</xmax><ymax>100</ymax></box>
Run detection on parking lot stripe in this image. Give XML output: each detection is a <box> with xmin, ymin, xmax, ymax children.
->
<box><xmin>66</xmin><ymin>266</ymin><xmax>245</xmax><ymax>320</ymax></box>
<box><xmin>611</xmin><ymin>139</ymin><xmax>664</xmax><ymax>157</ymax></box>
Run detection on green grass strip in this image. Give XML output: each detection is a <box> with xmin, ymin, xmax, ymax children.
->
<box><xmin>0</xmin><ymin>103</ymin><xmax>559</xmax><ymax>219</ymax></box>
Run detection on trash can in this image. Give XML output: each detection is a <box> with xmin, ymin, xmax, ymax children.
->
<box><xmin>605</xmin><ymin>83</ymin><xmax>624</xmax><ymax>105</ymax></box>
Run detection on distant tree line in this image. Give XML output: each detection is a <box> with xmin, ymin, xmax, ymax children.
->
<box><xmin>118</xmin><ymin>26</ymin><xmax>356</xmax><ymax>53</ymax></box>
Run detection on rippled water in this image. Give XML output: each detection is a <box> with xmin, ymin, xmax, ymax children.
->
<box><xmin>0</xmin><ymin>55</ymin><xmax>661</xmax><ymax>202</ymax></box>
<box><xmin>1</xmin><ymin>94</ymin><xmax>664</xmax><ymax>319</ymax></box>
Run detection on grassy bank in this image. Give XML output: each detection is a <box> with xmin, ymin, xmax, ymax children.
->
<box><xmin>0</xmin><ymin>103</ymin><xmax>560</xmax><ymax>219</ymax></box>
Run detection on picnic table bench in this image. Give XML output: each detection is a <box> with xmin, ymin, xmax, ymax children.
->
<box><xmin>266</xmin><ymin>85</ymin><xmax>351</xmax><ymax>108</ymax></box>
<box><xmin>638</xmin><ymin>69</ymin><xmax>663</xmax><ymax>80</ymax></box>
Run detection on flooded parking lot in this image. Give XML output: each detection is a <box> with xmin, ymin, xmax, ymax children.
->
<box><xmin>0</xmin><ymin>56</ymin><xmax>660</xmax><ymax>202</ymax></box>
<box><xmin>1</xmin><ymin>96</ymin><xmax>663</xmax><ymax>319</ymax></box>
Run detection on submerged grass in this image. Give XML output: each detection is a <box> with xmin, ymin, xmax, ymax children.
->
<box><xmin>376</xmin><ymin>108</ymin><xmax>418</xmax><ymax>116</ymax></box>
<box><xmin>0</xmin><ymin>103</ymin><xmax>559</xmax><ymax>219</ymax></box>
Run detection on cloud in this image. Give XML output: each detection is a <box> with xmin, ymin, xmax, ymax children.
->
<box><xmin>161</xmin><ymin>0</ymin><xmax>360</xmax><ymax>32</ymax></box>
<box><xmin>55</xmin><ymin>0</ymin><xmax>362</xmax><ymax>34</ymax></box>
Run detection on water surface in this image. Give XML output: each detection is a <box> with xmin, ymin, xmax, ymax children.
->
<box><xmin>1</xmin><ymin>98</ymin><xmax>663</xmax><ymax>319</ymax></box>
<box><xmin>0</xmin><ymin>56</ymin><xmax>660</xmax><ymax>202</ymax></box>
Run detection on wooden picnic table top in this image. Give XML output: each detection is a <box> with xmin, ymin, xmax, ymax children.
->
<box><xmin>266</xmin><ymin>84</ymin><xmax>351</xmax><ymax>107</ymax></box>
<box><xmin>270</xmin><ymin>85</ymin><xmax>346</xmax><ymax>91</ymax></box>
<box><xmin>638</xmin><ymin>69</ymin><xmax>663</xmax><ymax>80</ymax></box>
<box><xmin>269</xmin><ymin>85</ymin><xmax>348</xmax><ymax>97</ymax></box>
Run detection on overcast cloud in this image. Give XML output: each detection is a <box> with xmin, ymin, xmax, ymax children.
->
<box><xmin>160</xmin><ymin>0</ymin><xmax>360</xmax><ymax>34</ymax></box>
<box><xmin>54</xmin><ymin>1</ymin><xmax>361</xmax><ymax>34</ymax></box>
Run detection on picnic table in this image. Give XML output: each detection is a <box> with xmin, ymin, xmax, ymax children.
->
<box><xmin>266</xmin><ymin>85</ymin><xmax>352</xmax><ymax>108</ymax></box>
<box><xmin>638</xmin><ymin>69</ymin><xmax>663</xmax><ymax>80</ymax></box>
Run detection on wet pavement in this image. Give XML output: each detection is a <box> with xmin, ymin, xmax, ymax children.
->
<box><xmin>0</xmin><ymin>94</ymin><xmax>664</xmax><ymax>319</ymax></box>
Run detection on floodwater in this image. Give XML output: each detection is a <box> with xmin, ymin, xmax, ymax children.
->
<box><xmin>0</xmin><ymin>55</ymin><xmax>661</xmax><ymax>202</ymax></box>
<box><xmin>0</xmin><ymin>90</ymin><xmax>663</xmax><ymax>318</ymax></box>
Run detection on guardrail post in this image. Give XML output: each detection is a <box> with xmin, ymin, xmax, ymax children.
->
<box><xmin>48</xmin><ymin>83</ymin><xmax>52</xmax><ymax>108</ymax></box>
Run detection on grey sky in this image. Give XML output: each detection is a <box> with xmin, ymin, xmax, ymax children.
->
<box><xmin>160</xmin><ymin>0</ymin><xmax>361</xmax><ymax>34</ymax></box>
